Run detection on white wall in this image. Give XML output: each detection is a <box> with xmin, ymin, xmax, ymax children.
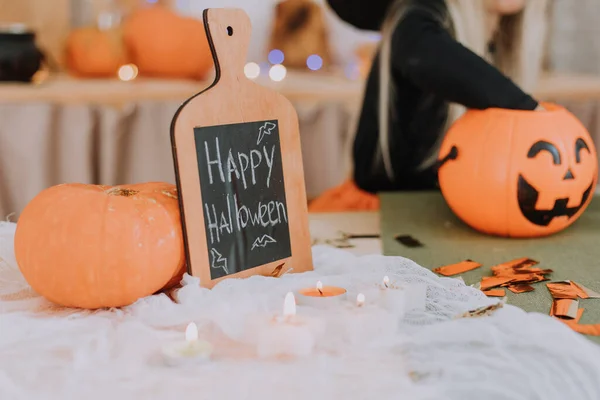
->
<box><xmin>173</xmin><ymin>0</ymin><xmax>380</xmax><ymax>65</ymax></box>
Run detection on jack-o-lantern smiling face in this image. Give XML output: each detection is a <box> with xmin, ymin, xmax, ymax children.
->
<box><xmin>518</xmin><ymin>137</ymin><xmax>596</xmax><ymax>227</ymax></box>
<box><xmin>437</xmin><ymin>103</ymin><xmax>598</xmax><ymax>238</ymax></box>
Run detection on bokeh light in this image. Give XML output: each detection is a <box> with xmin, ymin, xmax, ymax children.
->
<box><xmin>244</xmin><ymin>62</ymin><xmax>261</xmax><ymax>79</ymax></box>
<box><xmin>306</xmin><ymin>55</ymin><xmax>323</xmax><ymax>71</ymax></box>
<box><xmin>118</xmin><ymin>64</ymin><xmax>139</xmax><ymax>82</ymax></box>
<box><xmin>269</xmin><ymin>64</ymin><xmax>287</xmax><ymax>82</ymax></box>
<box><xmin>268</xmin><ymin>49</ymin><xmax>285</xmax><ymax>65</ymax></box>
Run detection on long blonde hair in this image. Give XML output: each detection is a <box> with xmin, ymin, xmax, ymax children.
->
<box><xmin>377</xmin><ymin>0</ymin><xmax>550</xmax><ymax>179</ymax></box>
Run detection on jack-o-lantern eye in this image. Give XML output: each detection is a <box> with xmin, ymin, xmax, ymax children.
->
<box><xmin>575</xmin><ymin>138</ymin><xmax>590</xmax><ymax>163</ymax></box>
<box><xmin>527</xmin><ymin>141</ymin><xmax>561</xmax><ymax>165</ymax></box>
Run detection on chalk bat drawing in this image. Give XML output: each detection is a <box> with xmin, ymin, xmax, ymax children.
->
<box><xmin>210</xmin><ymin>248</ymin><xmax>229</xmax><ymax>275</ymax></box>
<box><xmin>251</xmin><ymin>234</ymin><xmax>277</xmax><ymax>250</ymax></box>
<box><xmin>257</xmin><ymin>122</ymin><xmax>277</xmax><ymax>145</ymax></box>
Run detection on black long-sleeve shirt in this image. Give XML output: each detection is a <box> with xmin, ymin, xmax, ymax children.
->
<box><xmin>327</xmin><ymin>0</ymin><xmax>538</xmax><ymax>192</ymax></box>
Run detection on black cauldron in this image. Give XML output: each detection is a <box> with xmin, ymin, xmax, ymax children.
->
<box><xmin>0</xmin><ymin>24</ymin><xmax>44</xmax><ymax>82</ymax></box>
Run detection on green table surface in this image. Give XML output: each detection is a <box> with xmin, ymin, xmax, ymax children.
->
<box><xmin>380</xmin><ymin>192</ymin><xmax>600</xmax><ymax>343</ymax></box>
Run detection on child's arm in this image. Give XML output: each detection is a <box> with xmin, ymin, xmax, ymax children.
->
<box><xmin>392</xmin><ymin>7</ymin><xmax>538</xmax><ymax>110</ymax></box>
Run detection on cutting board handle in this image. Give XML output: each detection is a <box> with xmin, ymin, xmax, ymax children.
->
<box><xmin>204</xmin><ymin>8</ymin><xmax>252</xmax><ymax>84</ymax></box>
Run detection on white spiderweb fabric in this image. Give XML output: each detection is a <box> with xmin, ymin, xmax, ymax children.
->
<box><xmin>1</xmin><ymin>221</ymin><xmax>600</xmax><ymax>400</ymax></box>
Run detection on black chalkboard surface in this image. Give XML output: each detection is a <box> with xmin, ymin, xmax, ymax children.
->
<box><xmin>194</xmin><ymin>119</ymin><xmax>292</xmax><ymax>280</ymax></box>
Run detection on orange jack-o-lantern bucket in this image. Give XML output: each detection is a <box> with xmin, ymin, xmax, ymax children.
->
<box><xmin>438</xmin><ymin>103</ymin><xmax>598</xmax><ymax>238</ymax></box>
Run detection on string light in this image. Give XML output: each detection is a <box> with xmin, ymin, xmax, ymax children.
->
<box><xmin>118</xmin><ymin>64</ymin><xmax>139</xmax><ymax>81</ymax></box>
<box><xmin>268</xmin><ymin>49</ymin><xmax>285</xmax><ymax>65</ymax></box>
<box><xmin>269</xmin><ymin>64</ymin><xmax>287</xmax><ymax>82</ymax></box>
<box><xmin>244</xmin><ymin>62</ymin><xmax>261</xmax><ymax>79</ymax></box>
<box><xmin>306</xmin><ymin>54</ymin><xmax>323</xmax><ymax>71</ymax></box>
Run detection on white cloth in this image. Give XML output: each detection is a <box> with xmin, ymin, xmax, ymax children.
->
<box><xmin>1</xmin><ymin>221</ymin><xmax>599</xmax><ymax>400</ymax></box>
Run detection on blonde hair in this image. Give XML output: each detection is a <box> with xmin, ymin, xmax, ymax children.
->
<box><xmin>377</xmin><ymin>0</ymin><xmax>550</xmax><ymax>179</ymax></box>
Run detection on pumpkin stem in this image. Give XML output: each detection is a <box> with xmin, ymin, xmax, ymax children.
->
<box><xmin>106</xmin><ymin>188</ymin><xmax>139</xmax><ymax>197</ymax></box>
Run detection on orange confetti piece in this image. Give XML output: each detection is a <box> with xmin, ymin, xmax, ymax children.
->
<box><xmin>572</xmin><ymin>281</ymin><xmax>600</xmax><ymax>299</ymax></box>
<box><xmin>491</xmin><ymin>257</ymin><xmax>539</xmax><ymax>276</ymax></box>
<box><xmin>433</xmin><ymin>260</ymin><xmax>482</xmax><ymax>277</ymax></box>
<box><xmin>554</xmin><ymin>307</ymin><xmax>581</xmax><ymax>321</ymax></box>
<box><xmin>480</xmin><ymin>276</ymin><xmax>514</xmax><ymax>291</ymax></box>
<box><xmin>507</xmin><ymin>284</ymin><xmax>535</xmax><ymax>294</ymax></box>
<box><xmin>482</xmin><ymin>289</ymin><xmax>506</xmax><ymax>297</ymax></box>
<box><xmin>546</xmin><ymin>282</ymin><xmax>578</xmax><ymax>299</ymax></box>
<box><xmin>559</xmin><ymin>308</ymin><xmax>600</xmax><ymax>336</ymax></box>
<box><xmin>507</xmin><ymin>273</ymin><xmax>547</xmax><ymax>285</ymax></box>
<box><xmin>552</xmin><ymin>298</ymin><xmax>579</xmax><ymax>319</ymax></box>
<box><xmin>573</xmin><ymin>308</ymin><xmax>584</xmax><ymax>324</ymax></box>
<box><xmin>571</xmin><ymin>282</ymin><xmax>589</xmax><ymax>299</ymax></box>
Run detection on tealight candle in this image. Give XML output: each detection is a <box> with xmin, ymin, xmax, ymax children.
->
<box><xmin>377</xmin><ymin>276</ymin><xmax>407</xmax><ymax>314</ymax></box>
<box><xmin>297</xmin><ymin>281</ymin><xmax>347</xmax><ymax>308</ymax></box>
<box><xmin>161</xmin><ymin>322</ymin><xmax>213</xmax><ymax>366</ymax></box>
<box><xmin>254</xmin><ymin>292</ymin><xmax>323</xmax><ymax>358</ymax></box>
<box><xmin>378</xmin><ymin>276</ymin><xmax>426</xmax><ymax>313</ymax></box>
<box><xmin>329</xmin><ymin>293</ymin><xmax>397</xmax><ymax>346</ymax></box>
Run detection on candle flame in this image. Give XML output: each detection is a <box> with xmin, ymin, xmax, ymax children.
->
<box><xmin>316</xmin><ymin>280</ymin><xmax>324</xmax><ymax>295</ymax></box>
<box><xmin>357</xmin><ymin>293</ymin><xmax>365</xmax><ymax>307</ymax></box>
<box><xmin>283</xmin><ymin>292</ymin><xmax>296</xmax><ymax>317</ymax></box>
<box><xmin>383</xmin><ymin>276</ymin><xmax>390</xmax><ymax>288</ymax></box>
<box><xmin>185</xmin><ymin>322</ymin><xmax>198</xmax><ymax>343</ymax></box>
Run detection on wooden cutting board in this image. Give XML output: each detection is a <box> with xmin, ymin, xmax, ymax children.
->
<box><xmin>171</xmin><ymin>8</ymin><xmax>313</xmax><ymax>288</ymax></box>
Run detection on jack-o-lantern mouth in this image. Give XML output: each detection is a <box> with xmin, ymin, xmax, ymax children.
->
<box><xmin>517</xmin><ymin>175</ymin><xmax>593</xmax><ymax>227</ymax></box>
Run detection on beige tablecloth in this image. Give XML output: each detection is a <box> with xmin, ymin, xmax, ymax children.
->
<box><xmin>1</xmin><ymin>73</ymin><xmax>600</xmax><ymax>220</ymax></box>
<box><xmin>0</xmin><ymin>73</ymin><xmax>363</xmax><ymax>218</ymax></box>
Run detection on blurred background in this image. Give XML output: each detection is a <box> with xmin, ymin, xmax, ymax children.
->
<box><xmin>1</xmin><ymin>0</ymin><xmax>600</xmax><ymax>219</ymax></box>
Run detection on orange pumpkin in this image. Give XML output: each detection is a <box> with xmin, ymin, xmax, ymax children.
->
<box><xmin>438</xmin><ymin>103</ymin><xmax>598</xmax><ymax>238</ymax></box>
<box><xmin>66</xmin><ymin>27</ymin><xmax>128</xmax><ymax>77</ymax></box>
<box><xmin>123</xmin><ymin>6</ymin><xmax>213</xmax><ymax>79</ymax></box>
<box><xmin>14</xmin><ymin>182</ymin><xmax>186</xmax><ymax>309</ymax></box>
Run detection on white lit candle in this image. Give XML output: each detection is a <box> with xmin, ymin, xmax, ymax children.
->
<box><xmin>378</xmin><ymin>276</ymin><xmax>426</xmax><ymax>313</ymax></box>
<box><xmin>329</xmin><ymin>293</ymin><xmax>397</xmax><ymax>346</ymax></box>
<box><xmin>253</xmin><ymin>292</ymin><xmax>323</xmax><ymax>358</ymax></box>
<box><xmin>297</xmin><ymin>281</ymin><xmax>347</xmax><ymax>308</ymax></box>
<box><xmin>161</xmin><ymin>322</ymin><xmax>213</xmax><ymax>366</ymax></box>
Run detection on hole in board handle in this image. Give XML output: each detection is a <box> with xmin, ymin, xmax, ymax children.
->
<box><xmin>227</xmin><ymin>26</ymin><xmax>234</xmax><ymax>36</ymax></box>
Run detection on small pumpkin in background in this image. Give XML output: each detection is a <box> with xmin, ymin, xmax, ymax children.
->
<box><xmin>438</xmin><ymin>103</ymin><xmax>598</xmax><ymax>238</ymax></box>
<box><xmin>123</xmin><ymin>6</ymin><xmax>213</xmax><ymax>79</ymax></box>
<box><xmin>14</xmin><ymin>182</ymin><xmax>186</xmax><ymax>309</ymax></box>
<box><xmin>66</xmin><ymin>27</ymin><xmax>128</xmax><ymax>77</ymax></box>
